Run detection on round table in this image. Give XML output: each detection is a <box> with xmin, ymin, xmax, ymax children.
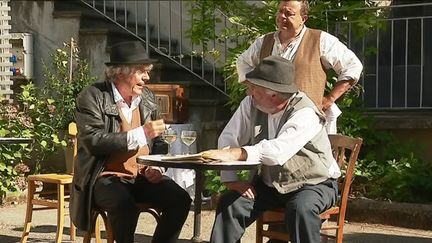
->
<box><xmin>137</xmin><ymin>155</ymin><xmax>260</xmax><ymax>243</ymax></box>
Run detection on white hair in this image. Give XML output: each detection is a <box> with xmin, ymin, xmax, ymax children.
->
<box><xmin>105</xmin><ymin>64</ymin><xmax>153</xmax><ymax>83</ymax></box>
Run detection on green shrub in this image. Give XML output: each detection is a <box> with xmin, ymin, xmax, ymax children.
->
<box><xmin>0</xmin><ymin>39</ymin><xmax>96</xmax><ymax>200</ymax></box>
<box><xmin>190</xmin><ymin>1</ymin><xmax>432</xmax><ymax>203</ymax></box>
<box><xmin>40</xmin><ymin>40</ymin><xmax>96</xmax><ymax>131</ymax></box>
<box><xmin>0</xmin><ymin>85</ymin><xmax>60</xmax><ymax>199</ymax></box>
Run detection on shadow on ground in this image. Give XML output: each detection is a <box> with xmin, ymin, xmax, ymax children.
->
<box><xmin>2</xmin><ymin>225</ymin><xmax>200</xmax><ymax>243</ymax></box>
<box><xmin>1</xmin><ymin>223</ymin><xmax>431</xmax><ymax>243</ymax></box>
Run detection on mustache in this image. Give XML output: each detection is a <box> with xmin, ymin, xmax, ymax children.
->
<box><xmin>251</xmin><ymin>97</ymin><xmax>276</xmax><ymax>114</ymax></box>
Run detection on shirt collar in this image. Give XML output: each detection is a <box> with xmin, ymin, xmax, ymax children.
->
<box><xmin>111</xmin><ymin>82</ymin><xmax>141</xmax><ymax>108</ymax></box>
<box><xmin>274</xmin><ymin>26</ymin><xmax>307</xmax><ymax>45</ymax></box>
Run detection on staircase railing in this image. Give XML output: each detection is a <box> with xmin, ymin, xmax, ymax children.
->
<box><xmin>80</xmin><ymin>0</ymin><xmax>230</xmax><ymax>97</ymax></box>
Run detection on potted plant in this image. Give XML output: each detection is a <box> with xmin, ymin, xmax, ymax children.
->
<box><xmin>38</xmin><ymin>38</ymin><xmax>96</xmax><ymax>173</ymax></box>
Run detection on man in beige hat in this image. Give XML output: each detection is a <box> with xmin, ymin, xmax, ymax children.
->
<box><xmin>205</xmin><ymin>56</ymin><xmax>340</xmax><ymax>243</ymax></box>
<box><xmin>70</xmin><ymin>41</ymin><xmax>191</xmax><ymax>243</ymax></box>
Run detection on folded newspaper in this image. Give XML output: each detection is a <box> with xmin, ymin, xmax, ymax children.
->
<box><xmin>161</xmin><ymin>152</ymin><xmax>220</xmax><ymax>163</ymax></box>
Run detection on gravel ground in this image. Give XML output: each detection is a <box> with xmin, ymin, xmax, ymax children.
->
<box><xmin>1</xmin><ymin>202</ymin><xmax>432</xmax><ymax>243</ymax></box>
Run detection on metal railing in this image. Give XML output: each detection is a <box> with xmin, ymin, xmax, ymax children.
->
<box><xmin>327</xmin><ymin>2</ymin><xmax>432</xmax><ymax>110</ymax></box>
<box><xmin>80</xmin><ymin>0</ymin><xmax>231</xmax><ymax>97</ymax></box>
<box><xmin>78</xmin><ymin>1</ymin><xmax>432</xmax><ymax>110</ymax></box>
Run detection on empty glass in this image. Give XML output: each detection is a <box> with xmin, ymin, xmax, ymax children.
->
<box><xmin>161</xmin><ymin>128</ymin><xmax>177</xmax><ymax>155</ymax></box>
<box><xmin>180</xmin><ymin>130</ymin><xmax>197</xmax><ymax>154</ymax></box>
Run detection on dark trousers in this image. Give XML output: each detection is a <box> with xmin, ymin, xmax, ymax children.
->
<box><xmin>210</xmin><ymin>178</ymin><xmax>337</xmax><ymax>243</ymax></box>
<box><xmin>93</xmin><ymin>175</ymin><xmax>192</xmax><ymax>243</ymax></box>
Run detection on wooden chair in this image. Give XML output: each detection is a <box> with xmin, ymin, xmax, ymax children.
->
<box><xmin>21</xmin><ymin>122</ymin><xmax>78</xmax><ymax>243</ymax></box>
<box><xmin>256</xmin><ymin>134</ymin><xmax>363</xmax><ymax>243</ymax></box>
<box><xmin>83</xmin><ymin>201</ymin><xmax>161</xmax><ymax>243</ymax></box>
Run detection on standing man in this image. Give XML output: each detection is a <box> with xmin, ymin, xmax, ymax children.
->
<box><xmin>237</xmin><ymin>0</ymin><xmax>363</xmax><ymax>130</ymax></box>
<box><xmin>70</xmin><ymin>41</ymin><xmax>192</xmax><ymax>243</ymax></box>
<box><xmin>206</xmin><ymin>56</ymin><xmax>340</xmax><ymax>243</ymax></box>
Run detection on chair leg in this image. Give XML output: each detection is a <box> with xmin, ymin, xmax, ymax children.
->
<box><xmin>68</xmin><ymin>183</ymin><xmax>76</xmax><ymax>241</ymax></box>
<box><xmin>95</xmin><ymin>216</ymin><xmax>102</xmax><ymax>243</ymax></box>
<box><xmin>20</xmin><ymin>179</ymin><xmax>35</xmax><ymax>243</ymax></box>
<box><xmin>100</xmin><ymin>212</ymin><xmax>114</xmax><ymax>243</ymax></box>
<box><xmin>83</xmin><ymin>231</ymin><xmax>92</xmax><ymax>243</ymax></box>
<box><xmin>336</xmin><ymin>223</ymin><xmax>345</xmax><ymax>243</ymax></box>
<box><xmin>55</xmin><ymin>184</ymin><xmax>65</xmax><ymax>243</ymax></box>
<box><xmin>256</xmin><ymin>216</ymin><xmax>264</xmax><ymax>243</ymax></box>
<box><xmin>83</xmin><ymin>210</ymin><xmax>97</xmax><ymax>243</ymax></box>
<box><xmin>70</xmin><ymin>221</ymin><xmax>76</xmax><ymax>241</ymax></box>
<box><xmin>83</xmin><ymin>211</ymin><xmax>113</xmax><ymax>243</ymax></box>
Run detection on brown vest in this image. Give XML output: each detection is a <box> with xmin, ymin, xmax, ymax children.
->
<box><xmin>102</xmin><ymin>108</ymin><xmax>149</xmax><ymax>178</ymax></box>
<box><xmin>259</xmin><ymin>29</ymin><xmax>327</xmax><ymax>108</ymax></box>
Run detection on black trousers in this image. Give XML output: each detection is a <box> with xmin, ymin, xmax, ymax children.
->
<box><xmin>93</xmin><ymin>175</ymin><xmax>192</xmax><ymax>243</ymax></box>
<box><xmin>210</xmin><ymin>178</ymin><xmax>337</xmax><ymax>243</ymax></box>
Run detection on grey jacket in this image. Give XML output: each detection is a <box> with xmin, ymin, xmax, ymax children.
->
<box><xmin>252</xmin><ymin>92</ymin><xmax>334</xmax><ymax>193</ymax></box>
<box><xmin>69</xmin><ymin>80</ymin><xmax>167</xmax><ymax>230</ymax></box>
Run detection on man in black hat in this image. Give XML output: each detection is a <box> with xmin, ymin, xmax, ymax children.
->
<box><xmin>70</xmin><ymin>41</ymin><xmax>191</xmax><ymax>243</ymax></box>
<box><xmin>204</xmin><ymin>55</ymin><xmax>340</xmax><ymax>243</ymax></box>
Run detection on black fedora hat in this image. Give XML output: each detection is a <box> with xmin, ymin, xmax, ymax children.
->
<box><xmin>245</xmin><ymin>55</ymin><xmax>298</xmax><ymax>93</ymax></box>
<box><xmin>105</xmin><ymin>41</ymin><xmax>157</xmax><ymax>66</ymax></box>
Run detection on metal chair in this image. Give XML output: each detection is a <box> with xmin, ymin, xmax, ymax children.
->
<box><xmin>21</xmin><ymin>122</ymin><xmax>78</xmax><ymax>243</ymax></box>
<box><xmin>256</xmin><ymin>134</ymin><xmax>363</xmax><ymax>243</ymax></box>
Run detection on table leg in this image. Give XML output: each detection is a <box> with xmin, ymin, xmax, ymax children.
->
<box><xmin>192</xmin><ymin>169</ymin><xmax>203</xmax><ymax>243</ymax></box>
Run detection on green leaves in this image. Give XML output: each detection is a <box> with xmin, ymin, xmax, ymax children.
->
<box><xmin>187</xmin><ymin>0</ymin><xmax>432</xmax><ymax>203</ymax></box>
<box><xmin>0</xmin><ymin>40</ymin><xmax>96</xmax><ymax>200</ymax></box>
<box><xmin>40</xmin><ymin>40</ymin><xmax>97</xmax><ymax>132</ymax></box>
<box><xmin>204</xmin><ymin>170</ymin><xmax>226</xmax><ymax>193</ymax></box>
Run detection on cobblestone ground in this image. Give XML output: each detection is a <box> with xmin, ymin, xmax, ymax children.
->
<box><xmin>1</xmin><ymin>203</ymin><xmax>432</xmax><ymax>243</ymax></box>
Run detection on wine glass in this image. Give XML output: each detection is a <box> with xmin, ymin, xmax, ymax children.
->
<box><xmin>161</xmin><ymin>128</ymin><xmax>177</xmax><ymax>155</ymax></box>
<box><xmin>180</xmin><ymin>130</ymin><xmax>197</xmax><ymax>155</ymax></box>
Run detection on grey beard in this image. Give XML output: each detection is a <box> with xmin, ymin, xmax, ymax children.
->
<box><xmin>252</xmin><ymin>99</ymin><xmax>277</xmax><ymax>114</ymax></box>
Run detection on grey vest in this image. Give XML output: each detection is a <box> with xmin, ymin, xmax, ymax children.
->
<box><xmin>251</xmin><ymin>92</ymin><xmax>334</xmax><ymax>194</ymax></box>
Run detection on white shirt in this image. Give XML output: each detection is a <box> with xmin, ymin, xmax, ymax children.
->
<box><xmin>111</xmin><ymin>83</ymin><xmax>148</xmax><ymax>150</ymax></box>
<box><xmin>219</xmin><ymin>95</ymin><xmax>341</xmax><ymax>186</ymax></box>
<box><xmin>236</xmin><ymin>26</ymin><xmax>363</xmax><ymax>84</ymax></box>
<box><xmin>237</xmin><ymin>27</ymin><xmax>363</xmax><ymax>136</ymax></box>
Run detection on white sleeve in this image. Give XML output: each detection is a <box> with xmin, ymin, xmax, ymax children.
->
<box><xmin>219</xmin><ymin>96</ymin><xmax>253</xmax><ymax>182</ymax></box>
<box><xmin>243</xmin><ymin>107</ymin><xmax>323</xmax><ymax>166</ymax></box>
<box><xmin>320</xmin><ymin>31</ymin><xmax>363</xmax><ymax>83</ymax></box>
<box><xmin>127</xmin><ymin>126</ymin><xmax>148</xmax><ymax>150</ymax></box>
<box><xmin>236</xmin><ymin>36</ymin><xmax>265</xmax><ymax>82</ymax></box>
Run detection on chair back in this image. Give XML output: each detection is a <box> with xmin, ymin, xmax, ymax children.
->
<box><xmin>68</xmin><ymin>122</ymin><xmax>78</xmax><ymax>174</ymax></box>
<box><xmin>328</xmin><ymin>134</ymin><xmax>363</xmax><ymax>230</ymax></box>
<box><xmin>255</xmin><ymin>134</ymin><xmax>363</xmax><ymax>243</ymax></box>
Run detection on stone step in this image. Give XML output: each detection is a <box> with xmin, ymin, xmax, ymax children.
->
<box><xmin>53</xmin><ymin>0</ymin><xmax>229</xmax><ymax>123</ymax></box>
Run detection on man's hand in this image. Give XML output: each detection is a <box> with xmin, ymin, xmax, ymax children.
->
<box><xmin>202</xmin><ymin>148</ymin><xmax>247</xmax><ymax>162</ymax></box>
<box><xmin>143</xmin><ymin>166</ymin><xmax>163</xmax><ymax>183</ymax></box>
<box><xmin>321</xmin><ymin>95</ymin><xmax>335</xmax><ymax>112</ymax></box>
<box><xmin>226</xmin><ymin>181</ymin><xmax>256</xmax><ymax>200</ymax></box>
<box><xmin>322</xmin><ymin>79</ymin><xmax>355</xmax><ymax>111</ymax></box>
<box><xmin>143</xmin><ymin>119</ymin><xmax>165</xmax><ymax>139</ymax></box>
